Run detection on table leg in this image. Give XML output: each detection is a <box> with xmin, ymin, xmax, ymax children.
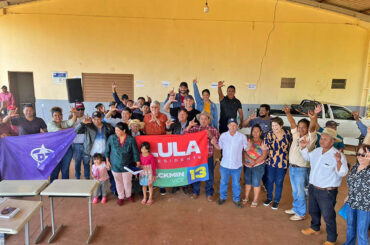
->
<box><xmin>35</xmin><ymin>195</ymin><xmax>49</xmax><ymax>244</ymax></box>
<box><xmin>86</xmin><ymin>196</ymin><xmax>97</xmax><ymax>244</ymax></box>
<box><xmin>25</xmin><ymin>222</ymin><xmax>29</xmax><ymax>245</ymax></box>
<box><xmin>48</xmin><ymin>197</ymin><xmax>62</xmax><ymax>243</ymax></box>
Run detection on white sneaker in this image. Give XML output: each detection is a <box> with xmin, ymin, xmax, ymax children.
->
<box><xmin>289</xmin><ymin>214</ymin><xmax>305</xmax><ymax>221</ymax></box>
<box><xmin>285</xmin><ymin>209</ymin><xmax>296</xmax><ymax>215</ymax></box>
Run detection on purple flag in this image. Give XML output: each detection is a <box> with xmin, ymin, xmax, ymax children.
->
<box><xmin>0</xmin><ymin>128</ymin><xmax>76</xmax><ymax>180</ymax></box>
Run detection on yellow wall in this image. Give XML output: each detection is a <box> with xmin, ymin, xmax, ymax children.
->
<box><xmin>0</xmin><ymin>0</ymin><xmax>369</xmax><ymax>106</ymax></box>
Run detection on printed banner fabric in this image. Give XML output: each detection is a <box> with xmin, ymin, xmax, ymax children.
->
<box><xmin>136</xmin><ymin>130</ymin><xmax>209</xmax><ymax>187</ymax></box>
<box><xmin>0</xmin><ymin>128</ymin><xmax>76</xmax><ymax>180</ymax></box>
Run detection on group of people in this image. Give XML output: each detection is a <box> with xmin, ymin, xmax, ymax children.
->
<box><xmin>0</xmin><ymin>79</ymin><xmax>369</xmax><ymax>245</ymax></box>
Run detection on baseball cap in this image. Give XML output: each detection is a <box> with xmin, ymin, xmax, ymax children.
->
<box><xmin>227</xmin><ymin>118</ymin><xmax>238</xmax><ymax>125</ymax></box>
<box><xmin>325</xmin><ymin>120</ymin><xmax>339</xmax><ymax>127</ymax></box>
<box><xmin>75</xmin><ymin>102</ymin><xmax>85</xmax><ymax>110</ymax></box>
<box><xmin>179</xmin><ymin>82</ymin><xmax>188</xmax><ymax>88</ymax></box>
<box><xmin>92</xmin><ymin>111</ymin><xmax>103</xmax><ymax>118</ymax></box>
<box><xmin>109</xmin><ymin>101</ymin><xmax>116</xmax><ymax>107</ymax></box>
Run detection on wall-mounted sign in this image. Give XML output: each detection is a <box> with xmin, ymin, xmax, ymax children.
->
<box><xmin>52</xmin><ymin>72</ymin><xmax>67</xmax><ymax>84</ymax></box>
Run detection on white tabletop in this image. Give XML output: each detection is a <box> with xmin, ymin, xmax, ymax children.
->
<box><xmin>0</xmin><ymin>180</ymin><xmax>49</xmax><ymax>196</ymax></box>
<box><xmin>40</xmin><ymin>180</ymin><xmax>99</xmax><ymax>197</ymax></box>
<box><xmin>0</xmin><ymin>199</ymin><xmax>42</xmax><ymax>234</ymax></box>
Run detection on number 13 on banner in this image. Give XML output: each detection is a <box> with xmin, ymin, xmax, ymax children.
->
<box><xmin>187</xmin><ymin>164</ymin><xmax>209</xmax><ymax>184</ymax></box>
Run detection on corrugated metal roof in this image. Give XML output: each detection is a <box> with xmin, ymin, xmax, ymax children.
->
<box><xmin>1</xmin><ymin>0</ymin><xmax>370</xmax><ymax>22</ymax></box>
<box><xmin>287</xmin><ymin>0</ymin><xmax>370</xmax><ymax>22</ymax></box>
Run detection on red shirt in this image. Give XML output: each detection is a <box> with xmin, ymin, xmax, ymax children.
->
<box><xmin>140</xmin><ymin>154</ymin><xmax>156</xmax><ymax>176</ymax></box>
<box><xmin>143</xmin><ymin>113</ymin><xmax>167</xmax><ymax>135</ymax></box>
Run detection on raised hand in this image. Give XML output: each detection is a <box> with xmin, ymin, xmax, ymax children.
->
<box><xmin>299</xmin><ymin>137</ymin><xmax>310</xmax><ymax>149</ymax></box>
<box><xmin>70</xmin><ymin>106</ymin><xmax>77</xmax><ymax>114</ymax></box>
<box><xmin>193</xmin><ymin>78</ymin><xmax>198</xmax><ymax>84</ymax></box>
<box><xmin>365</xmin><ymin>147</ymin><xmax>370</xmax><ymax>160</ymax></box>
<box><xmin>168</xmin><ymin>94</ymin><xmax>178</xmax><ymax>103</ymax></box>
<box><xmin>314</xmin><ymin>104</ymin><xmax>322</xmax><ymax>115</ymax></box>
<box><xmin>83</xmin><ymin>116</ymin><xmax>92</xmax><ymax>124</ymax></box>
<box><xmin>165</xmin><ymin>119</ymin><xmax>174</xmax><ymax>128</ymax></box>
<box><xmin>188</xmin><ymin>118</ymin><xmax>198</xmax><ymax>128</ymax></box>
<box><xmin>109</xmin><ymin>103</ymin><xmax>117</xmax><ymax>112</ymax></box>
<box><xmin>8</xmin><ymin>108</ymin><xmax>19</xmax><ymax>118</ymax></box>
<box><xmin>352</xmin><ymin>110</ymin><xmax>360</xmax><ymax>121</ymax></box>
<box><xmin>112</xmin><ymin>82</ymin><xmax>118</xmax><ymax>90</ymax></box>
<box><xmin>283</xmin><ymin>105</ymin><xmax>291</xmax><ymax>114</ymax></box>
<box><xmin>168</xmin><ymin>88</ymin><xmax>175</xmax><ymax>96</ymax></box>
<box><xmin>248</xmin><ymin>112</ymin><xmax>256</xmax><ymax>120</ymax></box>
<box><xmin>218</xmin><ymin>81</ymin><xmax>225</xmax><ymax>88</ymax></box>
<box><xmin>146</xmin><ymin>96</ymin><xmax>152</xmax><ymax>102</ymax></box>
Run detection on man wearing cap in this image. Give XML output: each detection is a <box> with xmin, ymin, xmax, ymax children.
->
<box><xmin>3</xmin><ymin>104</ymin><xmax>47</xmax><ymax>135</ymax></box>
<box><xmin>164</xmin><ymin>94</ymin><xmax>200</xmax><ymax>123</ymax></box>
<box><xmin>300</xmin><ymin>127</ymin><xmax>348</xmax><ymax>245</ymax></box>
<box><xmin>112</xmin><ymin>82</ymin><xmax>129</xmax><ymax>110</ymax></box>
<box><xmin>211</xmin><ymin>118</ymin><xmax>248</xmax><ymax>208</ymax></box>
<box><xmin>69</xmin><ymin>102</ymin><xmax>90</xmax><ymax>179</ymax></box>
<box><xmin>0</xmin><ymin>85</ymin><xmax>15</xmax><ymax>115</ymax></box>
<box><xmin>164</xmin><ymin>82</ymin><xmax>194</xmax><ymax>120</ymax></box>
<box><xmin>316</xmin><ymin>121</ymin><xmax>344</xmax><ymax>150</ymax></box>
<box><xmin>218</xmin><ymin>81</ymin><xmax>243</xmax><ymax>134</ymax></box>
<box><xmin>184</xmin><ymin>111</ymin><xmax>220</xmax><ymax>201</ymax></box>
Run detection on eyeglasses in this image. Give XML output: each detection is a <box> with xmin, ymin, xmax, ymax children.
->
<box><xmin>356</xmin><ymin>153</ymin><xmax>366</xmax><ymax>157</ymax></box>
<box><xmin>76</xmin><ymin>108</ymin><xmax>85</xmax><ymax>111</ymax></box>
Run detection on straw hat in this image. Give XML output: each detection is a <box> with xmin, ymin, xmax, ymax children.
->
<box><xmin>196</xmin><ymin>111</ymin><xmax>213</xmax><ymax>122</ymax></box>
<box><xmin>317</xmin><ymin>127</ymin><xmax>342</xmax><ymax>143</ymax></box>
<box><xmin>128</xmin><ymin>119</ymin><xmax>145</xmax><ymax>129</ymax></box>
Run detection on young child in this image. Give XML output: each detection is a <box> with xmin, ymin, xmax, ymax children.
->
<box><xmin>91</xmin><ymin>153</ymin><xmax>110</xmax><ymax>204</ymax></box>
<box><xmin>139</xmin><ymin>142</ymin><xmax>156</xmax><ymax>205</ymax></box>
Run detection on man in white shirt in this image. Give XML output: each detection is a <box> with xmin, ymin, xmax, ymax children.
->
<box><xmin>212</xmin><ymin>118</ymin><xmax>248</xmax><ymax>208</ymax></box>
<box><xmin>299</xmin><ymin>127</ymin><xmax>348</xmax><ymax>245</ymax></box>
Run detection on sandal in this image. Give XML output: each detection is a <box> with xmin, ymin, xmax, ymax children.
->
<box><xmin>146</xmin><ymin>199</ymin><xmax>154</xmax><ymax>205</ymax></box>
<box><xmin>141</xmin><ymin>198</ymin><xmax>147</xmax><ymax>204</ymax></box>
<box><xmin>251</xmin><ymin>202</ymin><xmax>258</xmax><ymax>208</ymax></box>
<box><xmin>242</xmin><ymin>199</ymin><xmax>249</xmax><ymax>205</ymax></box>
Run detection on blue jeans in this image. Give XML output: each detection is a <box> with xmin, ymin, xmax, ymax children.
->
<box><xmin>192</xmin><ymin>156</ymin><xmax>214</xmax><ymax>196</ymax></box>
<box><xmin>266</xmin><ymin>165</ymin><xmax>287</xmax><ymax>203</ymax></box>
<box><xmin>289</xmin><ymin>165</ymin><xmax>308</xmax><ymax>217</ymax></box>
<box><xmin>219</xmin><ymin>166</ymin><xmax>242</xmax><ymax>202</ymax></box>
<box><xmin>309</xmin><ymin>185</ymin><xmax>338</xmax><ymax>242</ymax></box>
<box><xmin>50</xmin><ymin>146</ymin><xmax>73</xmax><ymax>183</ymax></box>
<box><xmin>344</xmin><ymin>205</ymin><xmax>370</xmax><ymax>245</ymax></box>
<box><xmin>72</xmin><ymin>143</ymin><xmax>91</xmax><ymax>179</ymax></box>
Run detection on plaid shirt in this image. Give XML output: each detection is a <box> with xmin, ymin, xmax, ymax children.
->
<box><xmin>184</xmin><ymin>125</ymin><xmax>219</xmax><ymax>158</ymax></box>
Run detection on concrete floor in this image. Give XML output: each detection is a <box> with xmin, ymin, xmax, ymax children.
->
<box><xmin>5</xmin><ymin>152</ymin><xmax>358</xmax><ymax>245</ymax></box>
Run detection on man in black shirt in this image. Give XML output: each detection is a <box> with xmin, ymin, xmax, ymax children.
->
<box><xmin>4</xmin><ymin>104</ymin><xmax>47</xmax><ymax>135</ymax></box>
<box><xmin>164</xmin><ymin>95</ymin><xmax>200</xmax><ymax>123</ymax></box>
<box><xmin>218</xmin><ymin>81</ymin><xmax>243</xmax><ymax>134</ymax></box>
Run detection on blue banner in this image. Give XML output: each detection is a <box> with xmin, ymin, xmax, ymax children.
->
<box><xmin>0</xmin><ymin>128</ymin><xmax>76</xmax><ymax>180</ymax></box>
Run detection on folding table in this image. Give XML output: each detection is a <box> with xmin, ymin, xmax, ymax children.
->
<box><xmin>40</xmin><ymin>179</ymin><xmax>99</xmax><ymax>244</ymax></box>
<box><xmin>0</xmin><ymin>180</ymin><xmax>49</xmax><ymax>243</ymax></box>
<box><xmin>0</xmin><ymin>198</ymin><xmax>42</xmax><ymax>245</ymax></box>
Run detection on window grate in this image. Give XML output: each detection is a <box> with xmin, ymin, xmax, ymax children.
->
<box><xmin>281</xmin><ymin>78</ymin><xmax>295</xmax><ymax>88</ymax></box>
<box><xmin>331</xmin><ymin>79</ymin><xmax>346</xmax><ymax>89</ymax></box>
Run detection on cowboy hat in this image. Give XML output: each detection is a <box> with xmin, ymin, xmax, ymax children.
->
<box><xmin>317</xmin><ymin>127</ymin><xmax>342</xmax><ymax>143</ymax></box>
<box><xmin>128</xmin><ymin>119</ymin><xmax>145</xmax><ymax>129</ymax></box>
<box><xmin>196</xmin><ymin>111</ymin><xmax>213</xmax><ymax>122</ymax></box>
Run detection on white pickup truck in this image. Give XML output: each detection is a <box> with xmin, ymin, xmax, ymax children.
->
<box><xmin>269</xmin><ymin>100</ymin><xmax>370</xmax><ymax>145</ymax></box>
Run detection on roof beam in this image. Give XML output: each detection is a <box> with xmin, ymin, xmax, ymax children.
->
<box><xmin>286</xmin><ymin>0</ymin><xmax>370</xmax><ymax>23</ymax></box>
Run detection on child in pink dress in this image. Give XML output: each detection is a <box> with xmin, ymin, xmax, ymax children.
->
<box><xmin>92</xmin><ymin>153</ymin><xmax>110</xmax><ymax>204</ymax></box>
<box><xmin>139</xmin><ymin>142</ymin><xmax>156</xmax><ymax>205</ymax></box>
